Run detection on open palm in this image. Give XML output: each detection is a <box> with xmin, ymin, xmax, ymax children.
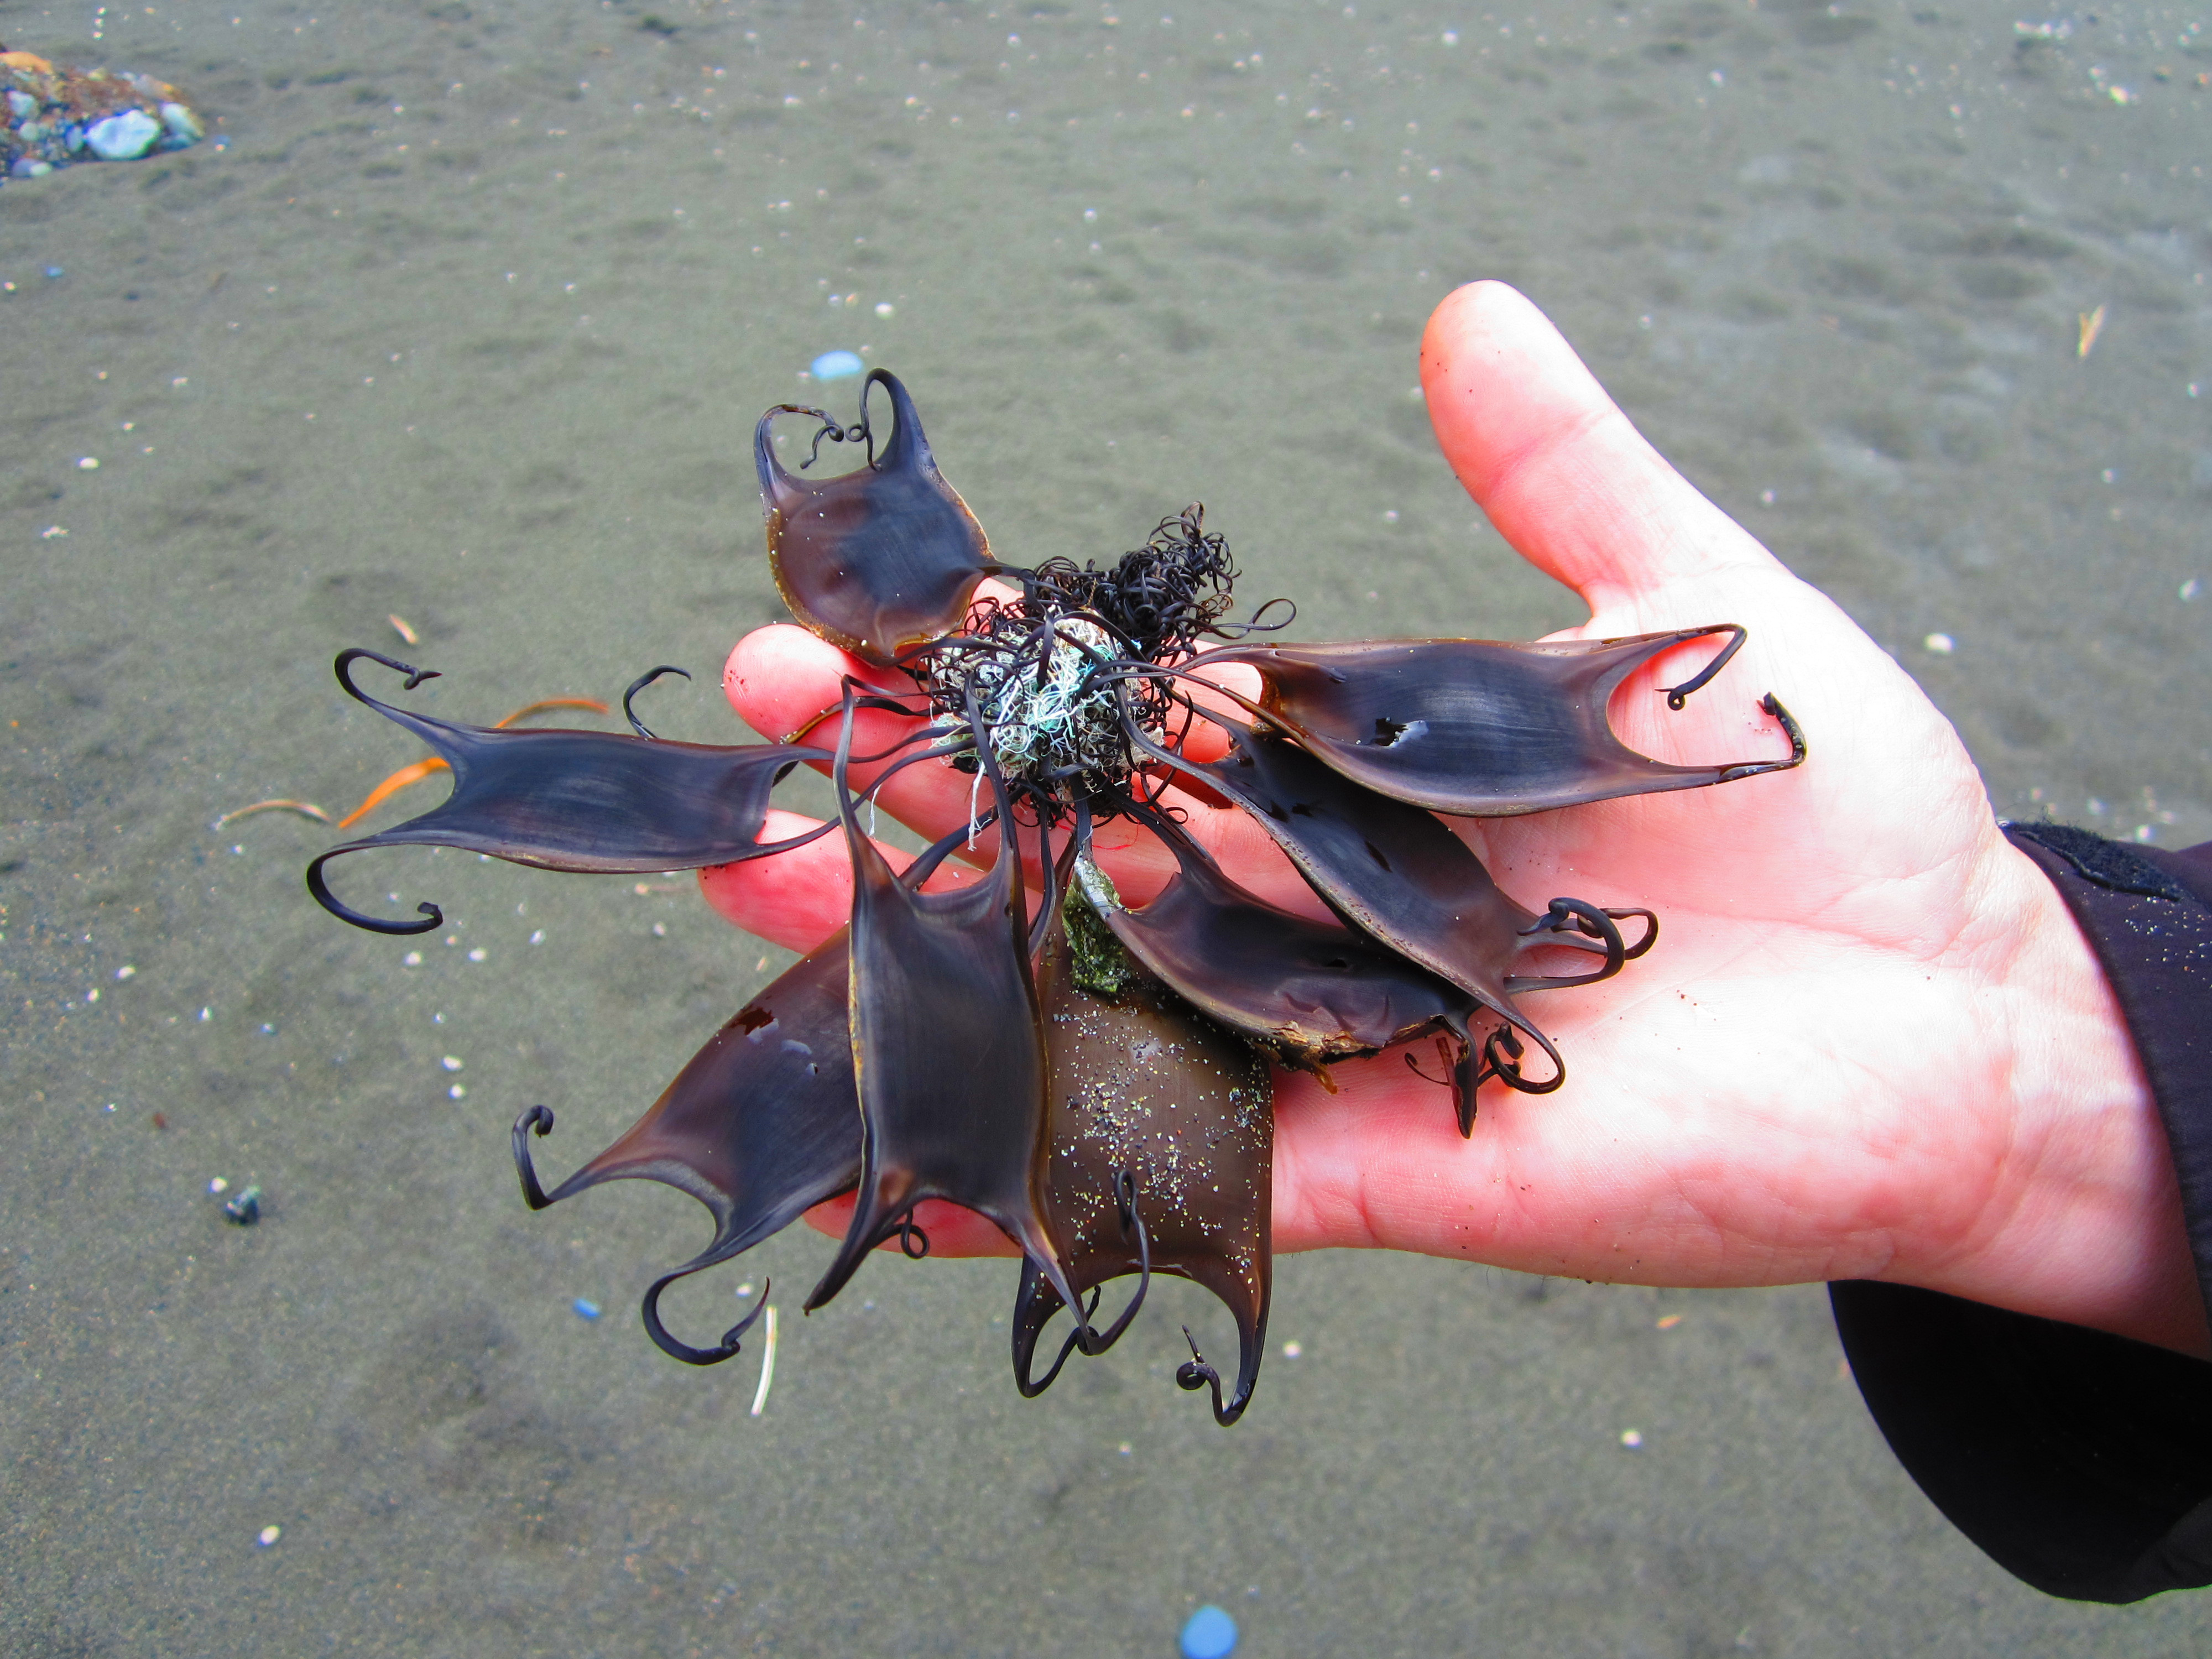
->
<box><xmin>702</xmin><ymin>282</ymin><xmax>2197</xmax><ymax>1358</ymax></box>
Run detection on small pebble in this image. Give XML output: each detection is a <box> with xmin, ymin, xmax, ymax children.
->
<box><xmin>874</xmin><ymin>301</ymin><xmax>894</xmax><ymax>317</ymax></box>
<box><xmin>441</xmin><ymin>1056</ymin><xmax>464</xmax><ymax>1072</ymax></box>
<box><xmin>573</xmin><ymin>1298</ymin><xmax>602</xmax><ymax>1321</ymax></box>
<box><xmin>85</xmin><ymin>108</ymin><xmax>161</xmax><ymax>161</ymax></box>
<box><xmin>115</xmin><ymin>964</ymin><xmax>135</xmax><ymax>980</ymax></box>
<box><xmin>2182</xmin><ymin>578</ymin><xmax>2201</xmax><ymax>602</ymax></box>
<box><xmin>1922</xmin><ymin>633</ymin><xmax>1955</xmax><ymax>655</ymax></box>
<box><xmin>1280</xmin><ymin>1340</ymin><xmax>1302</xmax><ymax>1358</ymax></box>
<box><xmin>467</xmin><ymin>947</ymin><xmax>487</xmax><ymax>962</ymax></box>
<box><xmin>1619</xmin><ymin>1428</ymin><xmax>1644</xmax><ymax>1448</ymax></box>
<box><xmin>447</xmin><ymin>1084</ymin><xmax>466</xmax><ymax>1100</ymax></box>
<box><xmin>257</xmin><ymin>1525</ymin><xmax>281</xmax><ymax>1548</ymax></box>
<box><xmin>208</xmin><ymin>1177</ymin><xmax>228</xmax><ymax>1194</ymax></box>
<box><xmin>810</xmin><ymin>348</ymin><xmax>864</xmax><ymax>380</ymax></box>
<box><xmin>77</xmin><ymin>457</ymin><xmax>100</xmax><ymax>471</ymax></box>
<box><xmin>1180</xmin><ymin>1605</ymin><xmax>1238</xmax><ymax>1659</ymax></box>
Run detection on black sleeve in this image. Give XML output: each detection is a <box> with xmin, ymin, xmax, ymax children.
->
<box><xmin>1829</xmin><ymin>826</ymin><xmax>2212</xmax><ymax>1603</ymax></box>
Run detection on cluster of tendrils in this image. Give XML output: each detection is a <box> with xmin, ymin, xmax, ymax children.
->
<box><xmin>1026</xmin><ymin>506</ymin><xmax>1247</xmax><ymax>665</ymax></box>
<box><xmin>901</xmin><ymin>507</ymin><xmax>1292</xmax><ymax>829</ymax></box>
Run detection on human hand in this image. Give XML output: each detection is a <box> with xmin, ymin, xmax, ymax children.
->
<box><xmin>704</xmin><ymin>281</ymin><xmax>2204</xmax><ymax>1359</ymax></box>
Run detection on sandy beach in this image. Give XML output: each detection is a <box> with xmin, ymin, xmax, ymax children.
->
<box><xmin>4</xmin><ymin>0</ymin><xmax>2209</xmax><ymax>1652</ymax></box>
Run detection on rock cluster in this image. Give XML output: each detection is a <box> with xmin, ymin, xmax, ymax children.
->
<box><xmin>1</xmin><ymin>44</ymin><xmax>205</xmax><ymax>182</ymax></box>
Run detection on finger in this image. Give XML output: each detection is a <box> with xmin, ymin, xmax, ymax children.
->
<box><xmin>801</xmin><ymin>1193</ymin><xmax>1019</xmax><ymax>1258</ymax></box>
<box><xmin>1419</xmin><ymin>281</ymin><xmax>1782</xmax><ymax>612</ymax></box>
<box><xmin>698</xmin><ymin>808</ymin><xmax>981</xmax><ymax>952</ymax></box>
<box><xmin>721</xmin><ymin>625</ymin><xmax>1284</xmax><ymax>904</ymax></box>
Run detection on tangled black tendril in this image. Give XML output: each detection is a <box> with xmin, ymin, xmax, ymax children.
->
<box><xmin>904</xmin><ymin>507</ymin><xmax>1290</xmax><ymax>829</ymax></box>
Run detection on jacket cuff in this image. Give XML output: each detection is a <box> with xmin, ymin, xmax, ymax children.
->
<box><xmin>1829</xmin><ymin>826</ymin><xmax>2212</xmax><ymax>1603</ymax></box>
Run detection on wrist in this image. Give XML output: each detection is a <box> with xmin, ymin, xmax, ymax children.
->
<box><xmin>1921</xmin><ymin>836</ymin><xmax>2207</xmax><ymax>1357</ymax></box>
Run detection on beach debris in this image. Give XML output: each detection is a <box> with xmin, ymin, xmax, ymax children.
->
<box><xmin>1179</xmin><ymin>1605</ymin><xmax>1239</xmax><ymax>1659</ymax></box>
<box><xmin>214</xmin><ymin>799</ymin><xmax>331</xmax><ymax>828</ymax></box>
<box><xmin>749</xmin><ymin>1305</ymin><xmax>780</xmax><ymax>1417</ymax></box>
<box><xmin>222</xmin><ymin>1184</ymin><xmax>263</xmax><ymax>1225</ymax></box>
<box><xmin>2</xmin><ymin>44</ymin><xmax>206</xmax><ymax>182</ymax></box>
<box><xmin>2078</xmin><ymin>304</ymin><xmax>2106</xmax><ymax>359</ymax></box>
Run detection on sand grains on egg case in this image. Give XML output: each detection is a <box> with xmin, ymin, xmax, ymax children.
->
<box><xmin>309</xmin><ymin>369</ymin><xmax>1804</xmax><ymax>1423</ymax></box>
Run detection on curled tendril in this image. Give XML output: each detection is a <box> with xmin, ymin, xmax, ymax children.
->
<box><xmin>1474</xmin><ymin>1021</ymin><xmax>1566</xmax><ymax>1098</ymax></box>
<box><xmin>1404</xmin><ymin>1032</ymin><xmax>1463</xmax><ymax>1091</ymax></box>
<box><xmin>512</xmin><ymin>1104</ymin><xmax>558</xmax><ymax>1209</ymax></box>
<box><xmin>622</xmin><ymin>664</ymin><xmax>691</xmax><ymax>739</ymax></box>
<box><xmin>509</xmin><ymin>1103</ymin><xmax>768</xmax><ymax>1366</ymax></box>
<box><xmin>1071</xmin><ymin>1168</ymin><xmax>1151</xmax><ymax>1357</ymax></box>
<box><xmin>1175</xmin><ymin>1324</ymin><xmax>1253</xmax><ymax>1427</ymax></box>
<box><xmin>335</xmin><ymin>646</ymin><xmax>442</xmax><ymax>701</ymax></box>
<box><xmin>642</xmin><ymin>1271</ymin><xmax>769</xmax><ymax>1367</ymax></box>
<box><xmin>1013</xmin><ymin>1169</ymin><xmax>1155</xmax><ymax>1398</ymax></box>
<box><xmin>1657</xmin><ymin>624</ymin><xmax>1747</xmax><ymax>711</ymax></box>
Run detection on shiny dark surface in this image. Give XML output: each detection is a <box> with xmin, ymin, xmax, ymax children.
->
<box><xmin>805</xmin><ymin>761</ymin><xmax>1075</xmax><ymax>1317</ymax></box>
<box><xmin>755</xmin><ymin>369</ymin><xmax>994</xmax><ymax>666</ymax></box>
<box><xmin>1018</xmin><ymin>916</ymin><xmax>1274</xmax><ymax>1422</ymax></box>
<box><xmin>307</xmin><ymin>651</ymin><xmax>824</xmax><ymax>933</ymax></box>
<box><xmin>512</xmin><ymin>933</ymin><xmax>862</xmax><ymax>1349</ymax></box>
<box><xmin>1075</xmin><ymin>832</ymin><xmax>1480</xmax><ymax>1093</ymax></box>
<box><xmin>1202</xmin><ymin>629</ymin><xmax>1801</xmax><ymax>816</ymax></box>
<box><xmin>1157</xmin><ymin>724</ymin><xmax>1614</xmax><ymax>1073</ymax></box>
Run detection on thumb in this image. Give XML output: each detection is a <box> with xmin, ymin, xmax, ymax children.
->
<box><xmin>1420</xmin><ymin>281</ymin><xmax>1780</xmax><ymax>614</ymax></box>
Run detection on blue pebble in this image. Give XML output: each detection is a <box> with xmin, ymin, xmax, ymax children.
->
<box><xmin>572</xmin><ymin>1298</ymin><xmax>601</xmax><ymax>1321</ymax></box>
<box><xmin>810</xmin><ymin>349</ymin><xmax>865</xmax><ymax>380</ymax></box>
<box><xmin>1180</xmin><ymin>1605</ymin><xmax>1237</xmax><ymax>1659</ymax></box>
<box><xmin>44</xmin><ymin>266</ymin><xmax>64</xmax><ymax>279</ymax></box>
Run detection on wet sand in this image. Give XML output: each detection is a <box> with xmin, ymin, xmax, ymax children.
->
<box><xmin>4</xmin><ymin>1</ymin><xmax>2209</xmax><ymax>1653</ymax></box>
